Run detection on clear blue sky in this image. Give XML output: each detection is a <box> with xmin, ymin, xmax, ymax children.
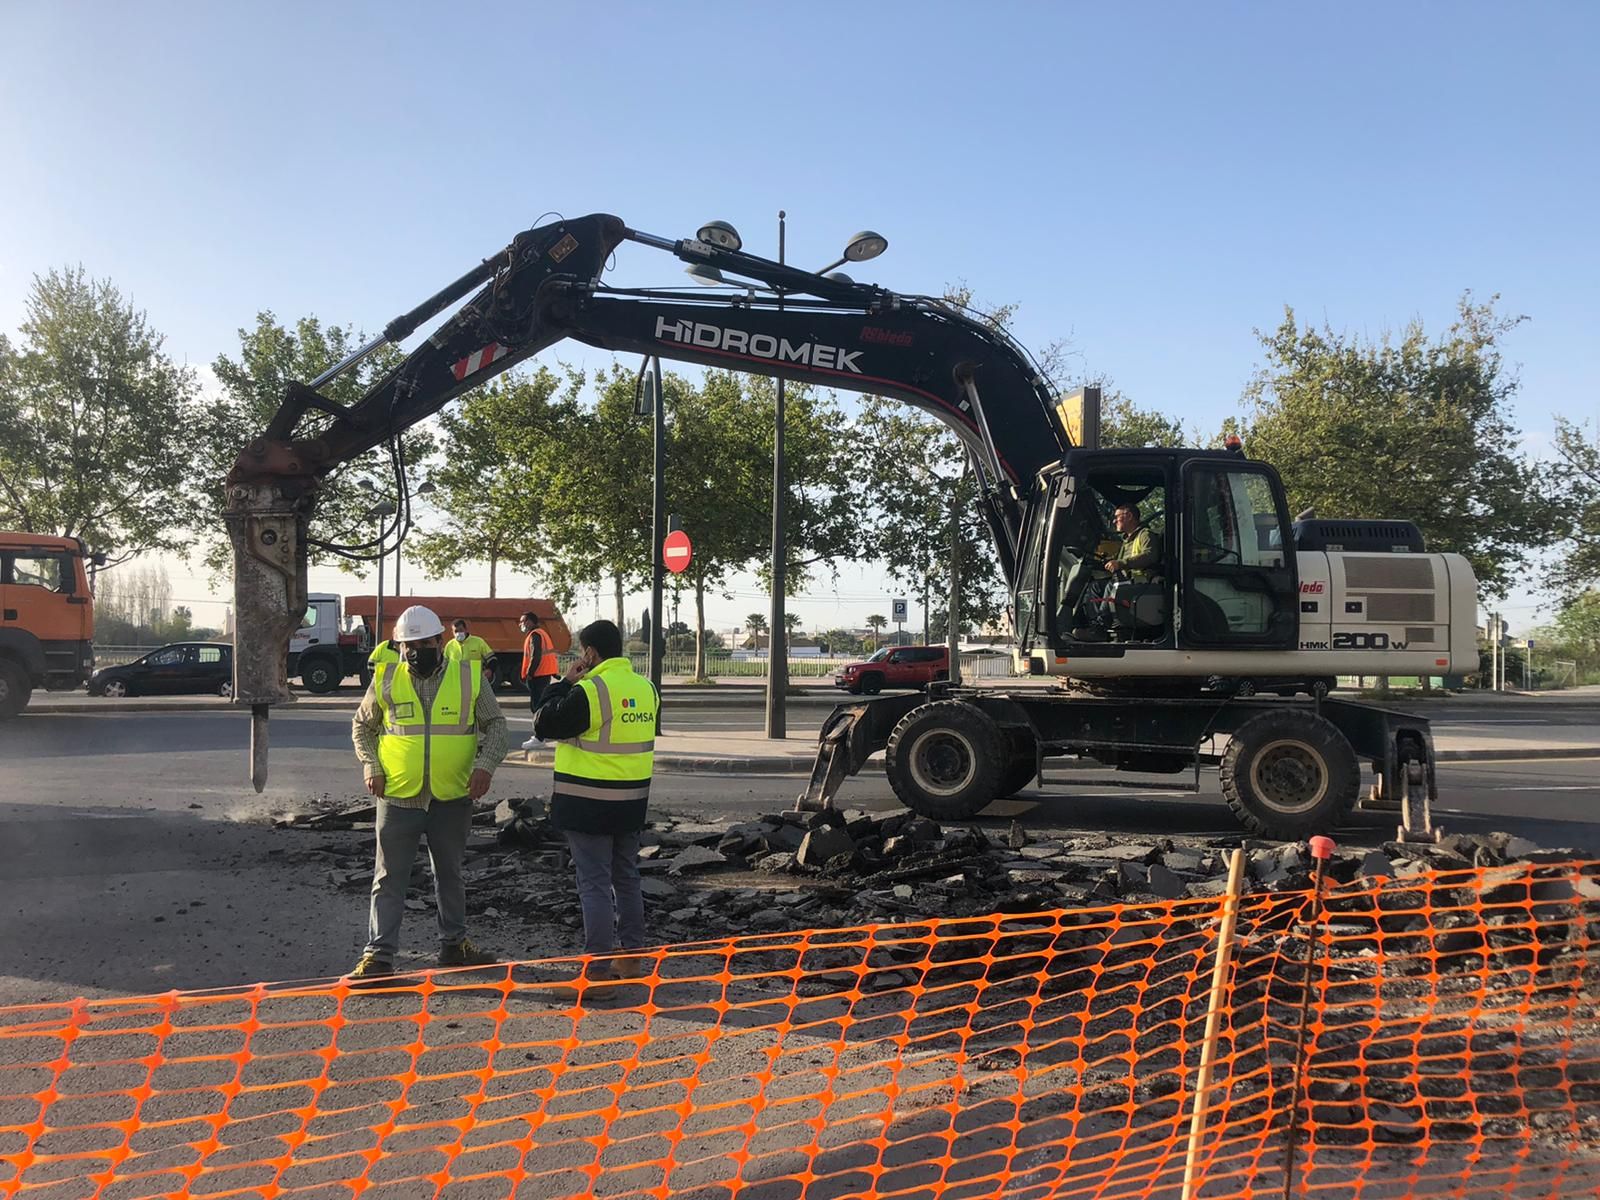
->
<box><xmin>2</xmin><ymin>2</ymin><xmax>1595</xmax><ymax>633</ymax></box>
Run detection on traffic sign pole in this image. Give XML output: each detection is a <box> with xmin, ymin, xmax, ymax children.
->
<box><xmin>647</xmin><ymin>358</ymin><xmax>666</xmax><ymax>719</ymax></box>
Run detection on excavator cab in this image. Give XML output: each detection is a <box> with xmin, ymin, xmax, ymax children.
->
<box><xmin>1015</xmin><ymin>448</ymin><xmax>1300</xmax><ymax>659</ymax></box>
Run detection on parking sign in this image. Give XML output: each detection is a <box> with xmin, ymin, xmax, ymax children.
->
<box><xmin>892</xmin><ymin>598</ymin><xmax>908</xmax><ymax>622</ymax></box>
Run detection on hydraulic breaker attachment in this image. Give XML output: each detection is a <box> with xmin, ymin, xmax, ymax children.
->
<box><xmin>795</xmin><ymin>693</ymin><xmax>923</xmax><ymax>811</ymax></box>
<box><xmin>225</xmin><ymin>475</ymin><xmax>314</xmax><ymax>792</ymax></box>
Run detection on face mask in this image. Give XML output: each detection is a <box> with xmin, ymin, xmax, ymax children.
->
<box><xmin>407</xmin><ymin>645</ymin><xmax>441</xmax><ymax>675</ymax></box>
<box><xmin>454</xmin><ymin>632</ymin><xmax>467</xmax><ymax>642</ymax></box>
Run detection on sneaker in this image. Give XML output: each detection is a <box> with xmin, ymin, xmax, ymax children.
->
<box><xmin>521</xmin><ymin>736</ymin><xmax>540</xmax><ymax>752</ymax></box>
<box><xmin>347</xmin><ymin>953</ymin><xmax>393</xmax><ymax>980</ymax></box>
<box><xmin>438</xmin><ymin>938</ymin><xmax>497</xmax><ymax>968</ymax></box>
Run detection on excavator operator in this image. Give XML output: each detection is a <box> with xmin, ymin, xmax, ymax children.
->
<box><xmin>1072</xmin><ymin>503</ymin><xmax>1163</xmax><ymax>640</ymax></box>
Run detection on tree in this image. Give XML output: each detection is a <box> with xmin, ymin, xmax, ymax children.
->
<box><xmin>1551</xmin><ymin>418</ymin><xmax>1600</xmax><ymax>597</ymax></box>
<box><xmin>783</xmin><ymin>612</ymin><xmax>803</xmax><ymax>634</ymax></box>
<box><xmin>744</xmin><ymin>612</ymin><xmax>769</xmax><ymax>650</ymax></box>
<box><xmin>409</xmin><ymin>368</ymin><xmax>573</xmax><ymax>597</ymax></box>
<box><xmin>853</xmin><ymin>396</ymin><xmax>1005</xmax><ymax>636</ymax></box>
<box><xmin>0</xmin><ymin>268</ymin><xmax>201</xmax><ymax>561</ymax></box>
<box><xmin>1238</xmin><ymin>294</ymin><xmax>1549</xmax><ymax>596</ymax></box>
<box><xmin>196</xmin><ymin>313</ymin><xmax>432</xmax><ymax>574</ymax></box>
<box><xmin>821</xmin><ymin>628</ymin><xmax>862</xmax><ymax>656</ymax></box>
<box><xmin>1097</xmin><ymin>385</ymin><xmax>1187</xmax><ymax>448</ymax></box>
<box><xmin>666</xmin><ymin>371</ymin><xmax>855</xmax><ymax>679</ymax></box>
<box><xmin>865</xmin><ymin>613</ymin><xmax>887</xmax><ymax>649</ymax></box>
<box><xmin>1554</xmin><ymin>590</ymin><xmax>1600</xmax><ymax>652</ymax></box>
<box><xmin>532</xmin><ymin>364</ymin><xmax>654</xmax><ymax>625</ymax></box>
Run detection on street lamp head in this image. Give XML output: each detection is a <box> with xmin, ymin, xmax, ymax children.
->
<box><xmin>685</xmin><ymin>263</ymin><xmax>729</xmax><ymax>287</ymax></box>
<box><xmin>823</xmin><ymin>271</ymin><xmax>855</xmax><ymax>284</ymax></box>
<box><xmin>843</xmin><ymin>230</ymin><xmax>888</xmax><ymax>262</ymax></box>
<box><xmin>365</xmin><ymin>500</ymin><xmax>397</xmax><ymax>519</ymax></box>
<box><xmin>696</xmin><ymin>220</ymin><xmax>743</xmax><ymax>252</ymax></box>
<box><xmin>416</xmin><ymin>480</ymin><xmax>437</xmax><ymax>496</ymax></box>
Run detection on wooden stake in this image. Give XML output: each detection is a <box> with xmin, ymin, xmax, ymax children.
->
<box><xmin>1181</xmin><ymin>848</ymin><xmax>1247</xmax><ymax>1200</ymax></box>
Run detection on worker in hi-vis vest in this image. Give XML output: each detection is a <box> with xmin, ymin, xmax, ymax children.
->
<box><xmin>445</xmin><ymin>617</ymin><xmax>497</xmax><ymax>684</ymax></box>
<box><xmin>519</xmin><ymin>610</ymin><xmax>560</xmax><ymax>750</ymax></box>
<box><xmin>348</xmin><ymin>605</ymin><xmax>509</xmax><ymax>979</ymax></box>
<box><xmin>532</xmin><ymin>618</ymin><xmax>657</xmax><ymax>980</ymax></box>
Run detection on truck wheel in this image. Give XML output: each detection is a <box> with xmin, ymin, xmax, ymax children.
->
<box><xmin>0</xmin><ymin>659</ymin><xmax>31</xmax><ymax>719</ymax></box>
<box><xmin>886</xmin><ymin>700</ymin><xmax>1004</xmax><ymax>820</ymax></box>
<box><xmin>301</xmin><ymin>657</ymin><xmax>340</xmax><ymax>694</ymax></box>
<box><xmin>996</xmin><ymin>755</ymin><xmax>1038</xmax><ymax>798</ymax></box>
<box><xmin>860</xmin><ymin>672</ymin><xmax>883</xmax><ymax>695</ymax></box>
<box><xmin>1310</xmin><ymin>677</ymin><xmax>1334</xmax><ymax>700</ymax></box>
<box><xmin>1220</xmin><ymin>710</ymin><xmax>1358</xmax><ymax>839</ymax></box>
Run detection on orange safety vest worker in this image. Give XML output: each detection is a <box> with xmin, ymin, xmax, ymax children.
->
<box><xmin>522</xmin><ymin>627</ymin><xmax>558</xmax><ymax>679</ymax></box>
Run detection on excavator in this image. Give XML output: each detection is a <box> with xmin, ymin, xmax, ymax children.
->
<box><xmin>228</xmin><ymin>213</ymin><xmax>1474</xmax><ymax>842</ymax></box>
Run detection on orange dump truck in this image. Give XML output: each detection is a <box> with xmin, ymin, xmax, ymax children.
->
<box><xmin>342</xmin><ymin>595</ymin><xmax>570</xmax><ymax>690</ymax></box>
<box><xmin>1</xmin><ymin>531</ymin><xmax>100</xmax><ymax>717</ymax></box>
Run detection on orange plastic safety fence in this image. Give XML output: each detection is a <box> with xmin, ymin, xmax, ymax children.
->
<box><xmin>1</xmin><ymin>859</ymin><xmax>1596</xmax><ymax>1200</ymax></box>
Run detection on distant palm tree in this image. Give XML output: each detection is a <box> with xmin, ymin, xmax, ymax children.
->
<box><xmin>866</xmin><ymin>613</ymin><xmax>887</xmax><ymax>650</ymax></box>
<box><xmin>745</xmin><ymin>612</ymin><xmax>769</xmax><ymax>651</ymax></box>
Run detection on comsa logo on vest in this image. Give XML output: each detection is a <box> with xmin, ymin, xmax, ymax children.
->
<box><xmin>655</xmin><ymin>317</ymin><xmax>864</xmax><ymax>374</ymax></box>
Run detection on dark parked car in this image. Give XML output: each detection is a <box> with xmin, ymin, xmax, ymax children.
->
<box><xmin>89</xmin><ymin>642</ymin><xmax>234</xmax><ymax>698</ymax></box>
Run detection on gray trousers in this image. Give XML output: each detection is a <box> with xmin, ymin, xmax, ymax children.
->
<box><xmin>365</xmin><ymin>798</ymin><xmax>472</xmax><ymax>961</ymax></box>
<box><xmin>564</xmin><ymin>830</ymin><xmax>646</xmax><ymax>955</ymax></box>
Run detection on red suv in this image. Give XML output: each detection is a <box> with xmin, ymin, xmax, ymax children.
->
<box><xmin>835</xmin><ymin>645</ymin><xmax>950</xmax><ymax>694</ymax></box>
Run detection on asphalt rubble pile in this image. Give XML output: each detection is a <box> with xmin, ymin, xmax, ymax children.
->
<box><xmin>279</xmin><ymin>795</ymin><xmax>1594</xmax><ymax>952</ymax></box>
<box><xmin>457</xmin><ymin>793</ymin><xmax>1593</xmax><ymax>953</ymax></box>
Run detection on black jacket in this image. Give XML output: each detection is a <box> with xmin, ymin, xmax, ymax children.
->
<box><xmin>533</xmin><ymin>675</ymin><xmax>653</xmax><ymax>834</ymax></box>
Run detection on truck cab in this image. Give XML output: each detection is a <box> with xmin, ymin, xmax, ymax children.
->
<box><xmin>0</xmin><ymin>532</ymin><xmax>98</xmax><ymax>717</ymax></box>
<box><xmin>288</xmin><ymin>593</ymin><xmax>368</xmax><ymax>693</ymax></box>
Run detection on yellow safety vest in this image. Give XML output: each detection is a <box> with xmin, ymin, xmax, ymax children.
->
<box><xmin>376</xmin><ymin>659</ymin><xmax>481</xmax><ymax>800</ymax></box>
<box><xmin>445</xmin><ymin>634</ymin><xmax>494</xmax><ymax>663</ymax></box>
<box><xmin>368</xmin><ymin>639</ymin><xmax>401</xmax><ymax>691</ymax></box>
<box><xmin>551</xmin><ymin>657</ymin><xmax>657</xmax><ymax>833</ymax></box>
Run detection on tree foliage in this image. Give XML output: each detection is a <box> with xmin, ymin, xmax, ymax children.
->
<box><xmin>0</xmin><ymin>268</ymin><xmax>201</xmax><ymax>561</ymax></box>
<box><xmin>408</xmin><ymin>368</ymin><xmax>572</xmax><ymax>597</ymax></box>
<box><xmin>197</xmin><ymin>313</ymin><xmax>433</xmax><ymax>574</ymax></box>
<box><xmin>1097</xmin><ymin>386</ymin><xmax>1187</xmax><ymax>449</ymax></box>
<box><xmin>853</xmin><ymin>396</ymin><xmax>1004</xmax><ymax>635</ymax></box>
<box><xmin>1550</xmin><ymin>418</ymin><xmax>1600</xmax><ymax>596</ymax></box>
<box><xmin>1238</xmin><ymin>294</ymin><xmax>1548</xmax><ymax>596</ymax></box>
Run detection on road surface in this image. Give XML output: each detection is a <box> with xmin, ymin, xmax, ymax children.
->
<box><xmin>2</xmin><ymin>704</ymin><xmax>1597</xmax><ymax>1006</ymax></box>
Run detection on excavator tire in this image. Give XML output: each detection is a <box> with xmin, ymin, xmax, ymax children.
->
<box><xmin>886</xmin><ymin>700</ymin><xmax>1004</xmax><ymax>821</ymax></box>
<box><xmin>1220</xmin><ymin>709</ymin><xmax>1359</xmax><ymax>839</ymax></box>
<box><xmin>996</xmin><ymin>755</ymin><xmax>1038</xmax><ymax>798</ymax></box>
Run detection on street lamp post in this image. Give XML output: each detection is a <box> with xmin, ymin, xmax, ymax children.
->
<box><xmin>686</xmin><ymin>216</ymin><xmax>888</xmax><ymax>740</ymax></box>
<box><xmin>392</xmin><ymin>480</ymin><xmax>435</xmax><ymax>606</ymax></box>
<box><xmin>364</xmin><ymin>499</ymin><xmax>398</xmax><ymax>640</ymax></box>
<box><xmin>767</xmin><ymin>211</ymin><xmax>788</xmax><ymax>739</ymax></box>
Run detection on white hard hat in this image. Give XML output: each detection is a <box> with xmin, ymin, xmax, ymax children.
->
<box><xmin>393</xmin><ymin>605</ymin><xmax>445</xmax><ymax>642</ymax></box>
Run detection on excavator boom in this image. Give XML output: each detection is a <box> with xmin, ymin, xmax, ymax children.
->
<box><xmin>226</xmin><ymin>213</ymin><xmax>1069</xmax><ymax>788</ymax></box>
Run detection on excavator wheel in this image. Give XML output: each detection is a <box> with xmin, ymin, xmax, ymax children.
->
<box><xmin>1220</xmin><ymin>709</ymin><xmax>1359</xmax><ymax>839</ymax></box>
<box><xmin>996</xmin><ymin>755</ymin><xmax>1038</xmax><ymax>798</ymax></box>
<box><xmin>885</xmin><ymin>700</ymin><xmax>1004</xmax><ymax>821</ymax></box>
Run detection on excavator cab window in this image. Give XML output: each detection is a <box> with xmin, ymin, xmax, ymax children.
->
<box><xmin>1039</xmin><ymin>467</ymin><xmax>1173</xmax><ymax>647</ymax></box>
<box><xmin>1178</xmin><ymin>462</ymin><xmax>1298</xmax><ymax>648</ymax></box>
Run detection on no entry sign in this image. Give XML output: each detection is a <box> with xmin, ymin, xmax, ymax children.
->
<box><xmin>663</xmin><ymin>529</ymin><xmax>692</xmax><ymax>574</ymax></box>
